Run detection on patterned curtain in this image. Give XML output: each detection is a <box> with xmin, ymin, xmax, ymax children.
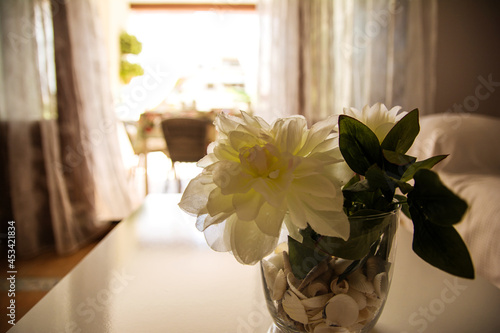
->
<box><xmin>0</xmin><ymin>0</ymin><xmax>138</xmax><ymax>258</ymax></box>
<box><xmin>256</xmin><ymin>0</ymin><xmax>438</xmax><ymax>123</ymax></box>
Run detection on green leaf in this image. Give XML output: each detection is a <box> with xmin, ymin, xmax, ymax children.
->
<box><xmin>365</xmin><ymin>165</ymin><xmax>395</xmax><ymax>200</ymax></box>
<box><xmin>382</xmin><ymin>149</ymin><xmax>417</xmax><ymax>179</ymax></box>
<box><xmin>381</xmin><ymin>109</ymin><xmax>420</xmax><ymax>154</ymax></box>
<box><xmin>344</xmin><ymin>178</ymin><xmax>371</xmax><ymax>192</ymax></box>
<box><xmin>287</xmin><ymin>236</ymin><xmax>328</xmax><ymax>279</ymax></box>
<box><xmin>408</xmin><ymin>169</ymin><xmax>468</xmax><ymax>226</ymax></box>
<box><xmin>344</xmin><ymin>174</ymin><xmax>361</xmax><ymax>188</ymax></box>
<box><xmin>314</xmin><ymin>211</ymin><xmax>392</xmax><ymax>260</ymax></box>
<box><xmin>410</xmin><ymin>206</ymin><xmax>474</xmax><ymax>279</ymax></box>
<box><xmin>383</xmin><ymin>150</ymin><xmax>417</xmax><ymax>166</ymax></box>
<box><xmin>391</xmin><ymin>178</ymin><xmax>413</xmax><ymax>194</ymax></box>
<box><xmin>394</xmin><ymin>194</ymin><xmax>411</xmax><ymax>218</ymax></box>
<box><xmin>339</xmin><ymin>115</ymin><xmax>383</xmax><ymax>175</ymax></box>
<box><xmin>401</xmin><ymin>155</ymin><xmax>448</xmax><ymax>182</ymax></box>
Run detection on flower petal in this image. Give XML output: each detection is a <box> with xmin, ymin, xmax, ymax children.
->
<box><xmin>297</xmin><ymin>192</ymin><xmax>343</xmax><ymax>212</ymax></box>
<box><xmin>374</xmin><ymin>122</ymin><xmax>396</xmax><ymax>142</ymax></box>
<box><xmin>241</xmin><ymin>111</ymin><xmax>271</xmax><ymax>131</ymax></box>
<box><xmin>285</xmin><ymin>193</ymin><xmax>308</xmax><ymax>229</ymax></box>
<box><xmin>297</xmin><ymin>116</ymin><xmax>337</xmax><ymax>156</ymax></box>
<box><xmin>179</xmin><ymin>173</ymin><xmax>216</xmax><ymax>215</ymax></box>
<box><xmin>323</xmin><ymin>161</ymin><xmax>355</xmax><ymax>187</ymax></box>
<box><xmin>212</xmin><ymin>160</ymin><xmax>253</xmax><ymax>194</ymax></box>
<box><xmin>284</xmin><ymin>214</ymin><xmax>303</xmax><ymax>242</ymax></box>
<box><xmin>196</xmin><ymin>212</ymin><xmax>231</xmax><ymax>231</ymax></box>
<box><xmin>197</xmin><ymin>152</ymin><xmax>217</xmax><ymax>168</ymax></box>
<box><xmin>204</xmin><ymin>220</ymin><xmax>231</xmax><ymax>252</ymax></box>
<box><xmin>273</xmin><ymin>117</ymin><xmax>307</xmax><ymax>154</ymax></box>
<box><xmin>291</xmin><ymin>175</ymin><xmax>337</xmax><ymax>197</ymax></box>
<box><xmin>229</xmin><ymin>130</ymin><xmax>262</xmax><ymax>151</ymax></box>
<box><xmin>213</xmin><ymin>143</ymin><xmax>239</xmax><ymax>163</ymax></box>
<box><xmin>228</xmin><ymin>216</ymin><xmax>279</xmax><ymax>265</ymax></box>
<box><xmin>253</xmin><ymin>202</ymin><xmax>286</xmax><ymax>237</ymax></box>
<box><xmin>207</xmin><ymin>187</ymin><xmax>234</xmax><ymax>216</ymax></box>
<box><xmin>304</xmin><ymin>205</ymin><xmax>350</xmax><ymax>240</ymax></box>
<box><xmin>233</xmin><ymin>189</ymin><xmax>265</xmax><ymax>221</ymax></box>
<box><xmin>215</xmin><ymin>112</ymin><xmax>243</xmax><ymax>135</ymax></box>
<box><xmin>252</xmin><ymin>177</ymin><xmax>286</xmax><ymax>208</ymax></box>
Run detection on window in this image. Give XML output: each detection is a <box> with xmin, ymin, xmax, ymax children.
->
<box><xmin>121</xmin><ymin>3</ymin><xmax>258</xmax><ymax>119</ymax></box>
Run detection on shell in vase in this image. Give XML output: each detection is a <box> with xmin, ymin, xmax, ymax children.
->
<box><xmin>330</xmin><ymin>278</ymin><xmax>349</xmax><ymax>294</ymax></box>
<box><xmin>299</xmin><ymin>259</ymin><xmax>330</xmax><ymax>290</ymax></box>
<box><xmin>267</xmin><ymin>251</ymin><xmax>285</xmax><ymax>271</ymax></box>
<box><xmin>324</xmin><ymin>294</ymin><xmax>359</xmax><ymax>328</ymax></box>
<box><xmin>282</xmin><ymin>290</ymin><xmax>309</xmax><ymax>324</ymax></box>
<box><xmin>373</xmin><ymin>272</ymin><xmax>389</xmax><ymax>299</ymax></box>
<box><xmin>347</xmin><ymin>288</ymin><xmax>367</xmax><ymax>310</ymax></box>
<box><xmin>287</xmin><ymin>272</ymin><xmax>308</xmax><ymax>300</ymax></box>
<box><xmin>348</xmin><ymin>272</ymin><xmax>375</xmax><ymax>295</ymax></box>
<box><xmin>332</xmin><ymin>259</ymin><xmax>353</xmax><ymax>276</ymax></box>
<box><xmin>305</xmin><ymin>280</ymin><xmax>329</xmax><ymax>297</ymax></box>
<box><xmin>301</xmin><ymin>293</ymin><xmax>333</xmax><ymax>311</ymax></box>
<box><xmin>272</xmin><ymin>269</ymin><xmax>287</xmax><ymax>300</ymax></box>
<box><xmin>365</xmin><ymin>256</ymin><xmax>385</xmax><ymax>282</ymax></box>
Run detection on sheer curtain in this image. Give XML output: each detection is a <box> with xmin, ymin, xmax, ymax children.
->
<box><xmin>256</xmin><ymin>0</ymin><xmax>437</xmax><ymax>123</ymax></box>
<box><xmin>0</xmin><ymin>0</ymin><xmax>137</xmax><ymax>258</ymax></box>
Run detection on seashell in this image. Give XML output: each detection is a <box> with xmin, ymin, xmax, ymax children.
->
<box><xmin>272</xmin><ymin>269</ymin><xmax>287</xmax><ymax>300</ymax></box>
<box><xmin>282</xmin><ymin>290</ymin><xmax>309</xmax><ymax>324</ymax></box>
<box><xmin>365</xmin><ymin>256</ymin><xmax>385</xmax><ymax>282</ymax></box>
<box><xmin>261</xmin><ymin>260</ymin><xmax>279</xmax><ymax>290</ymax></box>
<box><xmin>274</xmin><ymin>242</ymin><xmax>288</xmax><ymax>254</ymax></box>
<box><xmin>299</xmin><ymin>259</ymin><xmax>330</xmax><ymax>290</ymax></box>
<box><xmin>333</xmin><ymin>259</ymin><xmax>353</xmax><ymax>275</ymax></box>
<box><xmin>283</xmin><ymin>251</ymin><xmax>293</xmax><ymax>276</ymax></box>
<box><xmin>347</xmin><ymin>323</ymin><xmax>365</xmax><ymax>332</ymax></box>
<box><xmin>267</xmin><ymin>252</ymin><xmax>285</xmax><ymax>271</ymax></box>
<box><xmin>348</xmin><ymin>272</ymin><xmax>375</xmax><ymax>295</ymax></box>
<box><xmin>327</xmin><ymin>257</ymin><xmax>337</xmax><ymax>270</ymax></box>
<box><xmin>287</xmin><ymin>273</ymin><xmax>308</xmax><ymax>300</ymax></box>
<box><xmin>305</xmin><ymin>323</ymin><xmax>315</xmax><ymax>333</ymax></box>
<box><xmin>330</xmin><ymin>278</ymin><xmax>349</xmax><ymax>294</ymax></box>
<box><xmin>318</xmin><ymin>269</ymin><xmax>334</xmax><ymax>285</ymax></box>
<box><xmin>373</xmin><ymin>272</ymin><xmax>389</xmax><ymax>299</ymax></box>
<box><xmin>305</xmin><ymin>310</ymin><xmax>324</xmax><ymax>332</ymax></box>
<box><xmin>308</xmin><ymin>310</ymin><xmax>324</xmax><ymax>323</ymax></box>
<box><xmin>313</xmin><ymin>322</ymin><xmax>350</xmax><ymax>333</ymax></box>
<box><xmin>301</xmin><ymin>293</ymin><xmax>333</xmax><ymax>311</ymax></box>
<box><xmin>277</xmin><ymin>303</ymin><xmax>297</xmax><ymax>327</ymax></box>
<box><xmin>356</xmin><ymin>307</ymin><xmax>373</xmax><ymax>323</ymax></box>
<box><xmin>347</xmin><ymin>288</ymin><xmax>367</xmax><ymax>310</ymax></box>
<box><xmin>366</xmin><ymin>296</ymin><xmax>383</xmax><ymax>309</ymax></box>
<box><xmin>324</xmin><ymin>294</ymin><xmax>359</xmax><ymax>328</ymax></box>
<box><xmin>305</xmin><ymin>281</ymin><xmax>329</xmax><ymax>297</ymax></box>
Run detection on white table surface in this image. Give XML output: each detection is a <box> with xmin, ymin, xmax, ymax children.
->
<box><xmin>10</xmin><ymin>194</ymin><xmax>500</xmax><ymax>333</ymax></box>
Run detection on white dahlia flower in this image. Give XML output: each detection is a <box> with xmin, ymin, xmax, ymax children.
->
<box><xmin>179</xmin><ymin>112</ymin><xmax>353</xmax><ymax>265</ymax></box>
<box><xmin>343</xmin><ymin>103</ymin><xmax>408</xmax><ymax>142</ymax></box>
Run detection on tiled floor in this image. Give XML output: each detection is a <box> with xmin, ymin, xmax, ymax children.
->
<box><xmin>0</xmin><ymin>153</ymin><xmax>200</xmax><ymax>333</ymax></box>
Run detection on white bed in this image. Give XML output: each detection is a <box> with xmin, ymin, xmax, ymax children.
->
<box><xmin>405</xmin><ymin>112</ymin><xmax>500</xmax><ymax>289</ymax></box>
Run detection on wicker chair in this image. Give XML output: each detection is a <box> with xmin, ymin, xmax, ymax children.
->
<box><xmin>161</xmin><ymin>117</ymin><xmax>213</xmax><ymax>192</ymax></box>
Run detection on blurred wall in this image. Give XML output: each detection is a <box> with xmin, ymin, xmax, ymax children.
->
<box><xmin>435</xmin><ymin>0</ymin><xmax>500</xmax><ymax>117</ymax></box>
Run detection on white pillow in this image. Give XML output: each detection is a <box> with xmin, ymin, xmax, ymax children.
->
<box><xmin>408</xmin><ymin>113</ymin><xmax>500</xmax><ymax>175</ymax></box>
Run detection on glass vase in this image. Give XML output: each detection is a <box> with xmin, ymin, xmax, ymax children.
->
<box><xmin>261</xmin><ymin>208</ymin><xmax>400</xmax><ymax>333</ymax></box>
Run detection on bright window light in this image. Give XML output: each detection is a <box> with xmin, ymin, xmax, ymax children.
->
<box><xmin>120</xmin><ymin>7</ymin><xmax>259</xmax><ymax>119</ymax></box>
